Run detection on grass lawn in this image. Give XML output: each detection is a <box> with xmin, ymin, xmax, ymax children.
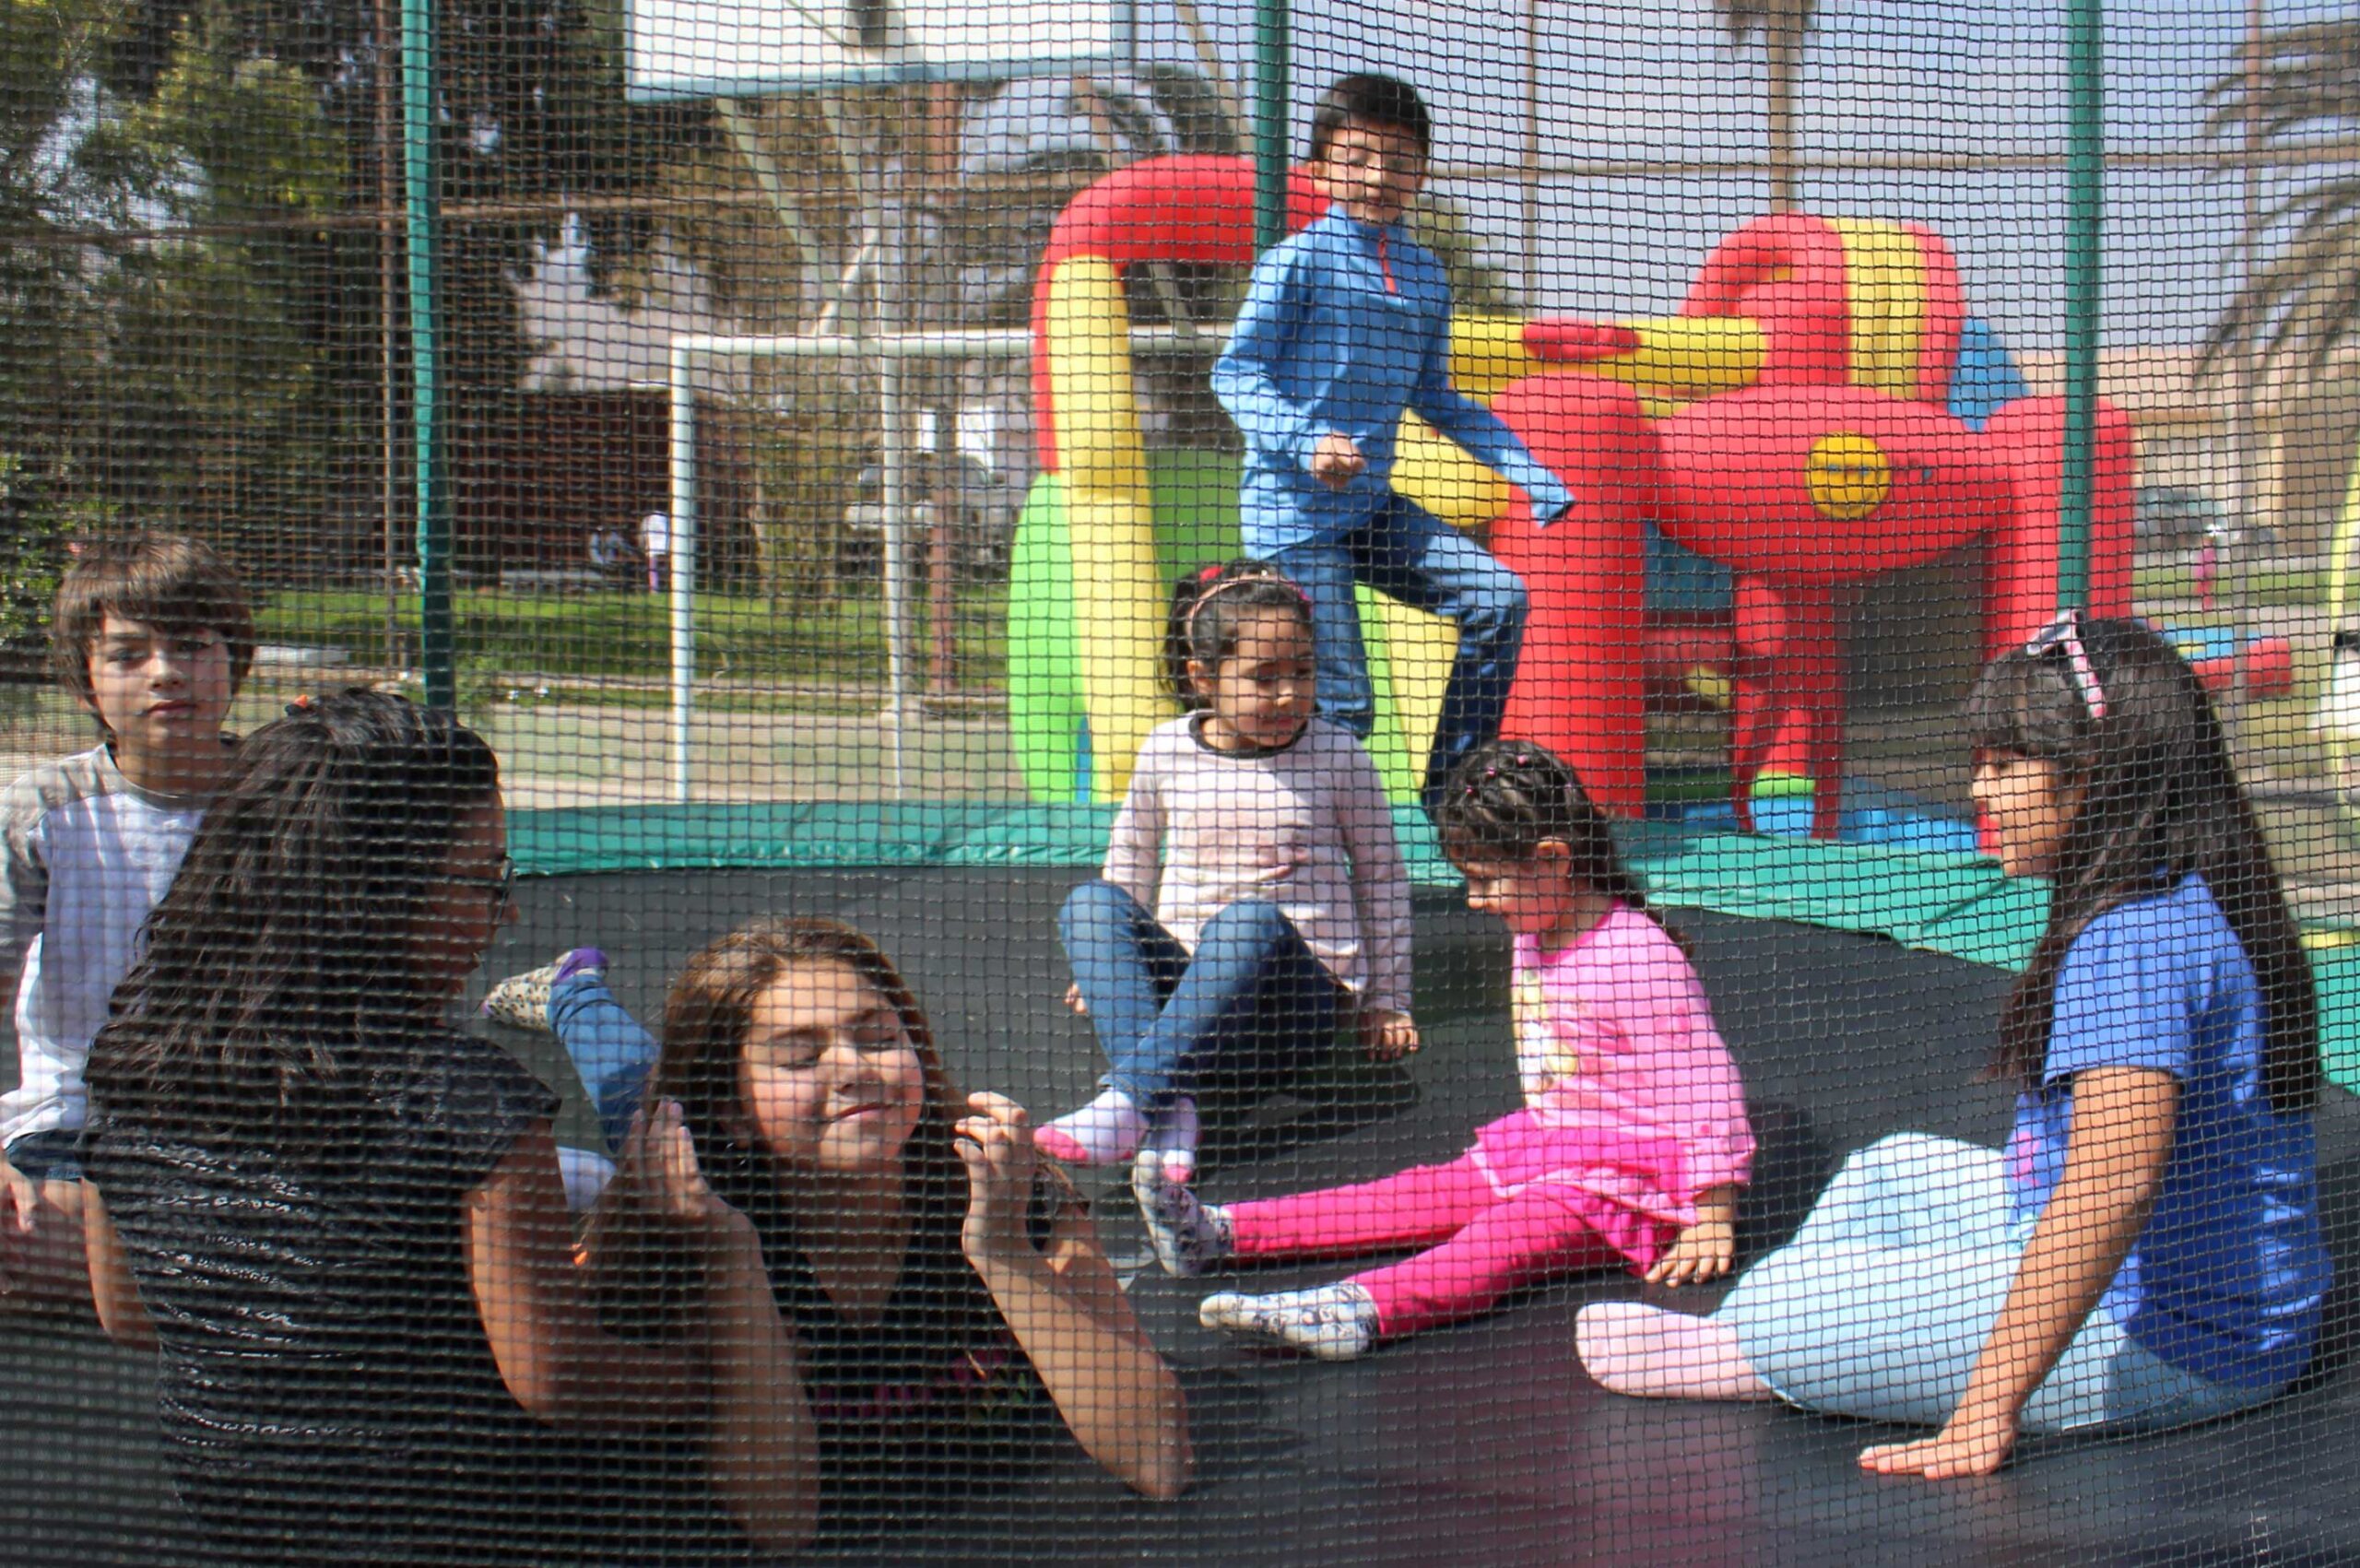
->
<box><xmin>2133</xmin><ymin>559</ymin><xmax>2332</xmax><ymax>607</ymax></box>
<box><xmin>255</xmin><ymin>584</ymin><xmax>1011</xmax><ymax>690</ymax></box>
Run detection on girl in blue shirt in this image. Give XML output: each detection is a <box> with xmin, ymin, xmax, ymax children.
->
<box><xmin>1576</xmin><ymin>616</ymin><xmax>2329</xmax><ymax>1478</ymax></box>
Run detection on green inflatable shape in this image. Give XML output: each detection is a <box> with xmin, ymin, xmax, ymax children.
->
<box><xmin>1007</xmin><ymin>472</ymin><xmax>1083</xmax><ymax>802</ymax></box>
<box><xmin>1008</xmin><ymin>453</ymin><xmax>1246</xmax><ymax>804</ymax></box>
<box><xmin>1146</xmin><ymin>449</ymin><xmax>1245</xmax><ymax>574</ymax></box>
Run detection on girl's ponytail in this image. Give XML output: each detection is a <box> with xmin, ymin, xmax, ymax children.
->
<box><xmin>1435</xmin><ymin>741</ymin><xmax>1650</xmax><ymax>917</ymax></box>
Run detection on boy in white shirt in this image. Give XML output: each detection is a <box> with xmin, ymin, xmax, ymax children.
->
<box><xmin>0</xmin><ymin>534</ymin><xmax>252</xmax><ymax>1313</ymax></box>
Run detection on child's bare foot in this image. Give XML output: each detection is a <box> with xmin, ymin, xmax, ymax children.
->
<box><xmin>1575</xmin><ymin>1302</ymin><xmax>1774</xmax><ymax>1400</ymax></box>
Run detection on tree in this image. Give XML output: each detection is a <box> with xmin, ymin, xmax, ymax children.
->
<box><xmin>2208</xmin><ymin>18</ymin><xmax>2360</xmax><ymax>371</ymax></box>
<box><xmin>2</xmin><ymin>0</ymin><xmax>172</xmax><ymax>639</ymax></box>
<box><xmin>1715</xmin><ymin>0</ymin><xmax>1817</xmax><ymax>214</ymax></box>
<box><xmin>82</xmin><ymin>1</ymin><xmax>347</xmax><ymax>570</ymax></box>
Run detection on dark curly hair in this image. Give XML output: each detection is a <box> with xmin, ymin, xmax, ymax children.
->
<box><xmin>85</xmin><ymin>690</ymin><xmax>501</xmax><ymax>1156</ymax></box>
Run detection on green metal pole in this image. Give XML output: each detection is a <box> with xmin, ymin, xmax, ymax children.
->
<box><xmin>403</xmin><ymin>0</ymin><xmax>454</xmax><ymax>708</ymax></box>
<box><xmin>1253</xmin><ymin>0</ymin><xmax>1288</xmax><ymax>252</ymax></box>
<box><xmin>2058</xmin><ymin>0</ymin><xmax>2103</xmax><ymax>612</ymax></box>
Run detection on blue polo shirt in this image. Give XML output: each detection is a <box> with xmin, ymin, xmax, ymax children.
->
<box><xmin>2008</xmin><ymin>873</ymin><xmax>2329</xmax><ymax>1388</ymax></box>
<box><xmin>1212</xmin><ymin>208</ymin><xmax>1574</xmax><ymax>550</ymax></box>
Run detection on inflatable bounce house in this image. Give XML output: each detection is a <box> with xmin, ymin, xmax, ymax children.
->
<box><xmin>1007</xmin><ymin>155</ymin><xmax>2136</xmax><ymax>838</ymax></box>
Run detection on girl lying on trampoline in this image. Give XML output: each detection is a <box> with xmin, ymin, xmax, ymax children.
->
<box><xmin>1577</xmin><ymin>615</ymin><xmax>2331</xmax><ymax>1479</ymax></box>
<box><xmin>573</xmin><ymin>917</ymin><xmax>1193</xmax><ymax>1526</ymax></box>
<box><xmin>1135</xmin><ymin>740</ymin><xmax>1756</xmax><ymax>1360</ymax></box>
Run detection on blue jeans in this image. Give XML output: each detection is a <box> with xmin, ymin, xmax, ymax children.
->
<box><xmin>1059</xmin><ymin>880</ymin><xmax>1348</xmax><ymax>1110</ymax></box>
<box><xmin>1716</xmin><ymin>1134</ymin><xmax>2278</xmax><ymax>1435</ymax></box>
<box><xmin>1267</xmin><ymin>493</ymin><xmax>1528</xmax><ymax>802</ymax></box>
<box><xmin>4</xmin><ymin>1129</ymin><xmax>83</xmax><ymax>1183</ymax></box>
<box><xmin>549</xmin><ymin>974</ymin><xmax>662</xmax><ymax>1154</ymax></box>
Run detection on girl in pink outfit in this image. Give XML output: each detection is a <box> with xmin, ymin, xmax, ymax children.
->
<box><xmin>1137</xmin><ymin>741</ymin><xmax>1753</xmax><ymax>1359</ymax></box>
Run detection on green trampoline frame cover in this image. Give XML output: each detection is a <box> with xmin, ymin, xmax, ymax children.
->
<box><xmin>509</xmin><ymin>802</ymin><xmax>2360</xmax><ymax>1096</ymax></box>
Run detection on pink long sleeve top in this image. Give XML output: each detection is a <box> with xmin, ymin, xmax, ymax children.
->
<box><xmin>1469</xmin><ymin>902</ymin><xmax>1755</xmax><ymax>1225</ymax></box>
<box><xmin>1101</xmin><ymin>714</ymin><xmax>1412</xmax><ymax>1015</ymax></box>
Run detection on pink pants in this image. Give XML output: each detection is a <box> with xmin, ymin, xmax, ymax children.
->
<box><xmin>1226</xmin><ymin>1151</ymin><xmax>1676</xmax><ymax>1338</ymax></box>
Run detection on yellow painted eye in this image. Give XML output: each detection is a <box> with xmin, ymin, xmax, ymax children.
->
<box><xmin>1805</xmin><ymin>430</ymin><xmax>1892</xmax><ymax>521</ymax></box>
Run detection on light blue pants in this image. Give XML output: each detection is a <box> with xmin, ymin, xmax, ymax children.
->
<box><xmin>1715</xmin><ymin>1134</ymin><xmax>2276</xmax><ymax>1434</ymax></box>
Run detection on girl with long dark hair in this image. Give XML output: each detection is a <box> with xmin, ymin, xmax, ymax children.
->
<box><xmin>1576</xmin><ymin>618</ymin><xmax>2330</xmax><ymax>1478</ymax></box>
<box><xmin>78</xmin><ymin>690</ymin><xmax>809</xmax><ymax>1562</ymax></box>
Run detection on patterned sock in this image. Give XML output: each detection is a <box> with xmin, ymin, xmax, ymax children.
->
<box><xmin>1199</xmin><ymin>1282</ymin><xmax>1380</xmax><ymax>1361</ymax></box>
<box><xmin>1135</xmin><ymin>1095</ymin><xmax>1201</xmax><ymax>1186</ymax></box>
<box><xmin>1575</xmin><ymin>1302</ymin><xmax>1774</xmax><ymax>1400</ymax></box>
<box><xmin>1032</xmin><ymin>1089</ymin><xmax>1147</xmax><ymax>1166</ymax></box>
<box><xmin>481</xmin><ymin>947</ymin><xmax>608</xmax><ymax>1032</ymax></box>
<box><xmin>1130</xmin><ymin>1161</ymin><xmax>1231</xmax><ymax>1278</ymax></box>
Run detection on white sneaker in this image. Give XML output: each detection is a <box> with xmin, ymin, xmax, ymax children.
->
<box><xmin>1199</xmin><ymin>1282</ymin><xmax>1379</xmax><ymax>1361</ymax></box>
<box><xmin>1130</xmin><ymin>1161</ymin><xmax>1230</xmax><ymax>1278</ymax></box>
<box><xmin>480</xmin><ymin>947</ymin><xmax>608</xmax><ymax>1033</ymax></box>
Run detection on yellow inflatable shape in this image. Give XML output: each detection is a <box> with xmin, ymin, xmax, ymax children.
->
<box><xmin>1827</xmin><ymin>219</ymin><xmax>1926</xmax><ymax>398</ymax></box>
<box><xmin>1393</xmin><ymin>415</ymin><xmax>1508</xmax><ymax>531</ymax></box>
<box><xmin>1576</xmin><ymin>317</ymin><xmax>1766</xmax><ymax>397</ymax></box>
<box><xmin>1446</xmin><ymin>314</ymin><xmax>1546</xmax><ymax>400</ymax></box>
<box><xmin>1047</xmin><ymin>256</ymin><xmax>1171</xmax><ymax>802</ymax></box>
<box><xmin>2323</xmin><ymin>418</ymin><xmax>2360</xmax><ymax>835</ymax></box>
<box><xmin>1363</xmin><ymin>593</ymin><xmax>1457</xmax><ymax>800</ymax></box>
<box><xmin>1685</xmin><ymin>666</ymin><xmax>1734</xmax><ymax>710</ymax></box>
<box><xmin>1805</xmin><ymin>430</ymin><xmax>1893</xmax><ymax>522</ymax></box>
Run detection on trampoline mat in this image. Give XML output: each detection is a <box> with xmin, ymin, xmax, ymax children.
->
<box><xmin>6</xmin><ymin>868</ymin><xmax>2356</xmax><ymax>1566</ymax></box>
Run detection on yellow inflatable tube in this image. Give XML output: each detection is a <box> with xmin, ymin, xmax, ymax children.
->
<box><xmin>1826</xmin><ymin>218</ymin><xmax>1928</xmax><ymax>398</ymax></box>
<box><xmin>1574</xmin><ymin>317</ymin><xmax>1767</xmax><ymax>396</ymax></box>
<box><xmin>1047</xmin><ymin>256</ymin><xmax>1169</xmax><ymax>802</ymax></box>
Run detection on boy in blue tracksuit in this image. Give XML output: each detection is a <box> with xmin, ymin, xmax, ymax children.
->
<box><xmin>1212</xmin><ymin>72</ymin><xmax>1575</xmax><ymax>808</ymax></box>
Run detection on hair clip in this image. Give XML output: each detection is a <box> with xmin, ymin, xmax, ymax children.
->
<box><xmin>2024</xmin><ymin>611</ymin><xmax>2106</xmax><ymax>721</ymax></box>
<box><xmin>287</xmin><ymin>693</ymin><xmax>314</xmax><ymax>713</ymax></box>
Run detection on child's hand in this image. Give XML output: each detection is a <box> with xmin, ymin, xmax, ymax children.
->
<box><xmin>1858</xmin><ymin>1408</ymin><xmax>2019</xmax><ymax>1479</ymax></box>
<box><xmin>1063</xmin><ymin>982</ymin><xmax>1088</xmax><ymax>1017</ymax></box>
<box><xmin>0</xmin><ymin>1161</ymin><xmax>38</xmax><ymax>1291</ymax></box>
<box><xmin>1358</xmin><ymin>1007</ymin><xmax>1420</xmax><ymax>1061</ymax></box>
<box><xmin>1643</xmin><ymin>1217</ymin><xmax>1735</xmax><ymax>1286</ymax></box>
<box><xmin>1309</xmin><ymin>432</ymin><xmax>1368</xmax><ymax>491</ymax></box>
<box><xmin>955</xmin><ymin>1091</ymin><xmax>1042</xmax><ymax>1269</ymax></box>
<box><xmin>622</xmin><ymin>1101</ymin><xmax>752</xmax><ymax>1245</ymax></box>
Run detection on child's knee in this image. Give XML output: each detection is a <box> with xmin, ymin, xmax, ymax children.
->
<box><xmin>1198</xmin><ymin>898</ymin><xmax>1293</xmax><ymax>949</ymax></box>
<box><xmin>1059</xmin><ymin>878</ymin><xmax>1135</xmax><ymax>937</ymax></box>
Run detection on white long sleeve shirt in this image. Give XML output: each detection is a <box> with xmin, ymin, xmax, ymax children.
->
<box><xmin>1</xmin><ymin>745</ymin><xmax>210</xmax><ymax>1149</ymax></box>
<box><xmin>1103</xmin><ymin>715</ymin><xmax>1412</xmax><ymax>1015</ymax></box>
